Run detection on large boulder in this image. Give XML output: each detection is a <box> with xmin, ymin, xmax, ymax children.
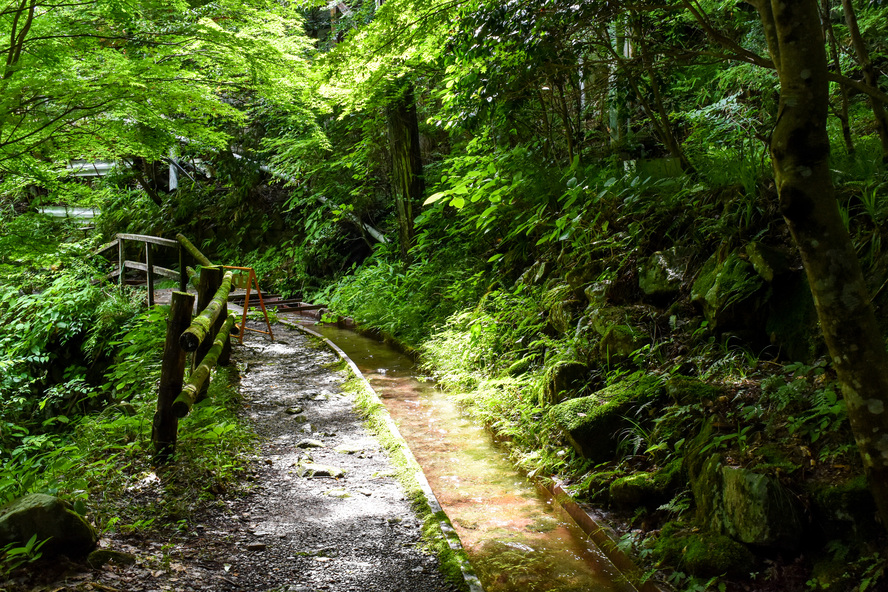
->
<box><xmin>690</xmin><ymin>251</ymin><xmax>765</xmax><ymax>330</ymax></box>
<box><xmin>0</xmin><ymin>494</ymin><xmax>97</xmax><ymax>557</ymax></box>
<box><xmin>543</xmin><ymin>361</ymin><xmax>588</xmax><ymax>405</ymax></box>
<box><xmin>548</xmin><ymin>373</ymin><xmax>664</xmax><ymax>462</ymax></box>
<box><xmin>638</xmin><ymin>247</ymin><xmax>693</xmax><ymax>297</ymax></box>
<box><xmin>691</xmin><ymin>454</ymin><xmax>803</xmax><ymax>549</ymax></box>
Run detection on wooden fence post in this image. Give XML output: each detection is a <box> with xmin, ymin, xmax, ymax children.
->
<box><xmin>118</xmin><ymin>236</ymin><xmax>125</xmax><ymax>288</ymax></box>
<box><xmin>153</xmin><ymin>291</ymin><xmax>195</xmax><ymax>461</ymax></box>
<box><xmin>146</xmin><ymin>242</ymin><xmax>155</xmax><ymax>307</ymax></box>
<box><xmin>178</xmin><ymin>245</ymin><xmax>188</xmax><ymax>292</ymax></box>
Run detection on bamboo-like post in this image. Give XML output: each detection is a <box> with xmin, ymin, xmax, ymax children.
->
<box><xmin>175</xmin><ymin>232</ymin><xmax>213</xmax><ymax>267</ymax></box>
<box><xmin>146</xmin><ymin>242</ymin><xmax>155</xmax><ymax>307</ymax></box>
<box><xmin>172</xmin><ymin>314</ymin><xmax>237</xmax><ymax>418</ymax></box>
<box><xmin>194</xmin><ymin>266</ymin><xmax>222</xmax><ymax>401</ymax></box>
<box><xmin>179</xmin><ymin>270</ymin><xmax>233</xmax><ymax>351</ymax></box>
<box><xmin>152</xmin><ymin>291</ymin><xmax>195</xmax><ymax>461</ymax></box>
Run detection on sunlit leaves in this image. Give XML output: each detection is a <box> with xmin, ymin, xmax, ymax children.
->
<box><xmin>0</xmin><ymin>0</ymin><xmax>316</xmax><ymax>188</ymax></box>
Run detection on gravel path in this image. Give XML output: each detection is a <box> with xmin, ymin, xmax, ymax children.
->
<box><xmin>219</xmin><ymin>325</ymin><xmax>460</xmax><ymax>592</ymax></box>
<box><xmin>8</xmin><ymin>323</ymin><xmax>462</xmax><ymax>592</ymax></box>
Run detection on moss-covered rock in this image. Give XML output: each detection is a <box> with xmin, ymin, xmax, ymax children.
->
<box><xmin>549</xmin><ymin>298</ymin><xmax>582</xmax><ymax>335</ymax></box>
<box><xmin>585</xmin><ymin>306</ymin><xmax>651</xmax><ymax>361</ymax></box>
<box><xmin>609</xmin><ymin>458</ymin><xmax>683</xmax><ymax>508</ymax></box>
<box><xmin>548</xmin><ymin>372</ymin><xmax>664</xmax><ymax>461</ymax></box>
<box><xmin>691</xmin><ymin>251</ymin><xmax>765</xmax><ymax>329</ymax></box>
<box><xmin>651</xmin><ymin>522</ymin><xmax>755</xmax><ymax>578</ymax></box>
<box><xmin>638</xmin><ymin>247</ymin><xmax>692</xmax><ymax>297</ymax></box>
<box><xmin>690</xmin><ymin>452</ymin><xmax>803</xmax><ymax>549</ymax></box>
<box><xmin>588</xmin><ymin>306</ymin><xmax>630</xmax><ymax>336</ymax></box>
<box><xmin>506</xmin><ymin>357</ymin><xmax>535</xmax><ymax>377</ymax></box>
<box><xmin>0</xmin><ymin>494</ymin><xmax>97</xmax><ymax>557</ymax></box>
<box><xmin>665</xmin><ymin>375</ymin><xmax>723</xmax><ymax>404</ymax></box>
<box><xmin>809</xmin><ymin>558</ymin><xmax>854</xmax><ymax>590</ymax></box>
<box><xmin>598</xmin><ymin>325</ymin><xmax>648</xmax><ymax>361</ymax></box>
<box><xmin>583</xmin><ymin>282</ymin><xmax>610</xmax><ymax>307</ymax></box>
<box><xmin>585</xmin><ymin>470</ymin><xmax>623</xmax><ymax>504</ymax></box>
<box><xmin>543</xmin><ymin>360</ymin><xmax>588</xmax><ymax>405</ymax></box>
<box><xmin>744</xmin><ymin>242</ymin><xmax>790</xmax><ymax>282</ymax></box>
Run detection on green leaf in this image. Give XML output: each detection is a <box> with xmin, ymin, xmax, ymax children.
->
<box><xmin>450</xmin><ymin>197</ymin><xmax>466</xmax><ymax>209</ymax></box>
<box><xmin>423</xmin><ymin>191</ymin><xmax>449</xmax><ymax>205</ymax></box>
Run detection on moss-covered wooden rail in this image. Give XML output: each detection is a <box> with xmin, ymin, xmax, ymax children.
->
<box><xmin>152</xmin><ymin>265</ymin><xmax>238</xmax><ymax>461</ymax></box>
<box><xmin>172</xmin><ymin>314</ymin><xmax>237</xmax><ymax>418</ymax></box>
<box><xmin>179</xmin><ymin>270</ymin><xmax>233</xmax><ymax>351</ymax></box>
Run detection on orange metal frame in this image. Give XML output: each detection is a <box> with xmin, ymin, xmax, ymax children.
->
<box><xmin>222</xmin><ymin>266</ymin><xmax>274</xmax><ymax>344</ymax></box>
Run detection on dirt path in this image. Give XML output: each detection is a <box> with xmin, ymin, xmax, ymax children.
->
<box><xmin>13</xmin><ymin>323</ymin><xmax>462</xmax><ymax>592</ymax></box>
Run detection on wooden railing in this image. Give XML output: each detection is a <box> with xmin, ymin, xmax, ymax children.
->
<box><xmin>94</xmin><ymin>233</ymin><xmax>190</xmax><ymax>305</ymax></box>
<box><xmin>94</xmin><ymin>232</ymin><xmax>275</xmax><ymax>459</ymax></box>
<box><xmin>152</xmin><ymin>266</ymin><xmax>237</xmax><ymax>461</ymax></box>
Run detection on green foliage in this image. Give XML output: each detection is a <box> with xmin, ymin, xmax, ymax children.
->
<box><xmin>0</xmin><ymin>265</ymin><xmax>112</xmax><ymax>431</ymax></box>
<box><xmin>0</xmin><ymin>0</ymin><xmax>316</xmax><ymax>188</ymax></box>
<box><xmin>1</xmin><ymin>534</ymin><xmax>49</xmax><ymax>576</ymax></box>
<box><xmin>325</xmin><ymin>241</ymin><xmax>488</xmax><ymax>345</ymax></box>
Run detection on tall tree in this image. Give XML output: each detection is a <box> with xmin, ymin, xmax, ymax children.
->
<box><xmin>750</xmin><ymin>0</ymin><xmax>888</xmax><ymax>527</ymax></box>
<box><xmin>838</xmin><ymin>0</ymin><xmax>888</xmax><ymax>161</ymax></box>
<box><xmin>386</xmin><ymin>83</ymin><xmax>425</xmax><ymax>263</ymax></box>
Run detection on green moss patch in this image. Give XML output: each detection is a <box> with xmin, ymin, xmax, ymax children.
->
<box><xmin>609</xmin><ymin>458</ymin><xmax>683</xmax><ymax>509</ymax></box>
<box><xmin>651</xmin><ymin>522</ymin><xmax>755</xmax><ymax>578</ymax></box>
<box><xmin>548</xmin><ymin>372</ymin><xmax>664</xmax><ymax>461</ymax></box>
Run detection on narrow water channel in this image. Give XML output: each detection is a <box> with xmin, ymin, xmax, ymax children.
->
<box><xmin>290</xmin><ymin>318</ymin><xmax>635</xmax><ymax>592</ymax></box>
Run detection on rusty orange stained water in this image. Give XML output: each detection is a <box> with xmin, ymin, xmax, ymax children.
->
<box><xmin>296</xmin><ymin>320</ymin><xmax>631</xmax><ymax>592</ymax></box>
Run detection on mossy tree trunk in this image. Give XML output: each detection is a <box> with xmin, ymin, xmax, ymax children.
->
<box><xmin>751</xmin><ymin>0</ymin><xmax>888</xmax><ymax>528</ymax></box>
<box><xmin>386</xmin><ymin>82</ymin><xmax>424</xmax><ymax>265</ymax></box>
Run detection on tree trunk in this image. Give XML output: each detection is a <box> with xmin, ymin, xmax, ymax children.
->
<box><xmin>752</xmin><ymin>0</ymin><xmax>888</xmax><ymax>529</ymax></box>
<box><xmin>840</xmin><ymin>0</ymin><xmax>888</xmax><ymax>161</ymax></box>
<box><xmin>821</xmin><ymin>0</ymin><xmax>854</xmax><ymax>154</ymax></box>
<box><xmin>386</xmin><ymin>83</ymin><xmax>425</xmax><ymax>265</ymax></box>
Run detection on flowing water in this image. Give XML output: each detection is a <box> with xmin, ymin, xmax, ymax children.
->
<box><xmin>291</xmin><ymin>319</ymin><xmax>636</xmax><ymax>592</ymax></box>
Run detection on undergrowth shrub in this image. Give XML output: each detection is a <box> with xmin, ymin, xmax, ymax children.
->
<box><xmin>324</xmin><ymin>241</ymin><xmax>488</xmax><ymax>345</ymax></box>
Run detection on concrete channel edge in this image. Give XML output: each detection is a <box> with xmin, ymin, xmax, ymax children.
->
<box><xmin>279</xmin><ymin>318</ymin><xmax>485</xmax><ymax>592</ymax></box>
